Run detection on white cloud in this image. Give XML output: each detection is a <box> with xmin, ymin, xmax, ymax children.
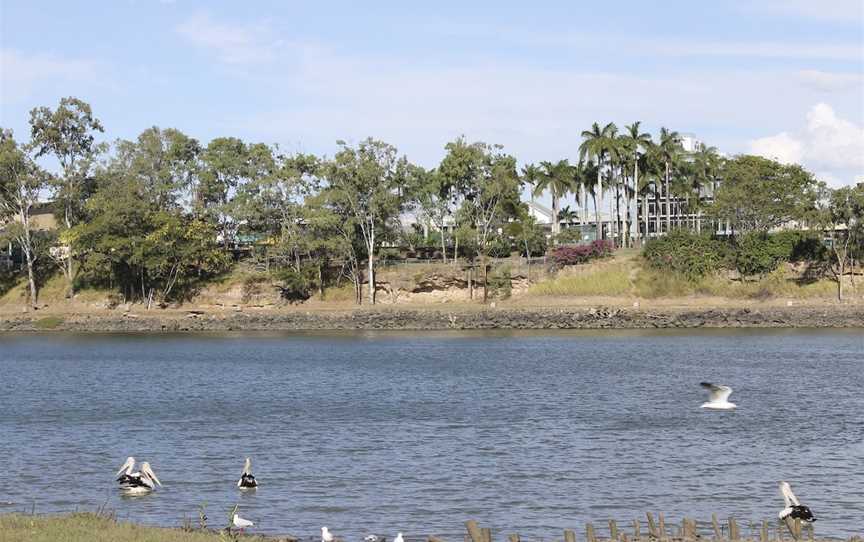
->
<box><xmin>0</xmin><ymin>49</ymin><xmax>100</xmax><ymax>104</ymax></box>
<box><xmin>749</xmin><ymin>132</ymin><xmax>804</xmax><ymax>164</ymax></box>
<box><xmin>175</xmin><ymin>13</ymin><xmax>285</xmax><ymax>65</ymax></box>
<box><xmin>796</xmin><ymin>70</ymin><xmax>863</xmax><ymax>92</ymax></box>
<box><xmin>749</xmin><ymin>103</ymin><xmax>864</xmax><ymax>186</ymax></box>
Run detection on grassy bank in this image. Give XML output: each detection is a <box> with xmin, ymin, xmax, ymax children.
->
<box><xmin>0</xmin><ymin>513</ymin><xmax>273</xmax><ymax>542</ymax></box>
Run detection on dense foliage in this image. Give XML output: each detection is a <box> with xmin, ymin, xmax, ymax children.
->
<box><xmin>551</xmin><ymin>240</ymin><xmax>614</xmax><ymax>267</ymax></box>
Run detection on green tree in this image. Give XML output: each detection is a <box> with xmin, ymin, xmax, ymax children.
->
<box><xmin>28</xmin><ymin>97</ymin><xmax>105</xmax><ymax>295</ymax></box>
<box><xmin>579</xmin><ymin>122</ymin><xmax>617</xmax><ymax>239</ymax></box>
<box><xmin>439</xmin><ymin>137</ymin><xmax>522</xmax><ymax>301</ymax></box>
<box><xmin>533</xmin><ymin>159</ymin><xmax>575</xmax><ymax>237</ymax></box>
<box><xmin>656</xmin><ymin>127</ymin><xmax>682</xmax><ymax>233</ymax></box>
<box><xmin>321</xmin><ymin>138</ymin><xmax>409</xmax><ymax>305</ymax></box>
<box><xmin>816</xmin><ymin>184</ymin><xmax>864</xmax><ymax>301</ymax></box>
<box><xmin>711</xmin><ymin>155</ymin><xmax>819</xmax><ymax>234</ymax></box>
<box><xmin>621</xmin><ymin>122</ymin><xmax>653</xmax><ymax>246</ymax></box>
<box><xmin>0</xmin><ymin>130</ymin><xmax>51</xmax><ymax>307</ymax></box>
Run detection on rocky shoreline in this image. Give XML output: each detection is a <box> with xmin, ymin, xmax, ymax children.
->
<box><xmin>1</xmin><ymin>306</ymin><xmax>862</xmax><ymax>332</ymax></box>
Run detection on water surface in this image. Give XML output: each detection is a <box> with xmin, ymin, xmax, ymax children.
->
<box><xmin>0</xmin><ymin>329</ymin><xmax>862</xmax><ymax>538</ymax></box>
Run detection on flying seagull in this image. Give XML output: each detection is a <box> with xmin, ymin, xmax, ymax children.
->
<box><xmin>232</xmin><ymin>513</ymin><xmax>255</xmax><ymax>532</ymax></box>
<box><xmin>322</xmin><ymin>526</ymin><xmax>335</xmax><ymax>542</ymax></box>
<box><xmin>779</xmin><ymin>482</ymin><xmax>816</xmax><ymax>522</ymax></box>
<box><xmin>237</xmin><ymin>457</ymin><xmax>258</xmax><ymax>489</ymax></box>
<box><xmin>118</xmin><ymin>461</ymin><xmax>161</xmax><ymax>494</ymax></box>
<box><xmin>700</xmin><ymin>382</ymin><xmax>737</xmax><ymax>410</ymax></box>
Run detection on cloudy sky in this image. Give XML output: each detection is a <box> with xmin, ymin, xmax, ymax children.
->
<box><xmin>1</xmin><ymin>0</ymin><xmax>862</xmax><ymax>187</ymax></box>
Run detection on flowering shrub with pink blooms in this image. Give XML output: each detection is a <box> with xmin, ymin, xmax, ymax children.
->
<box><xmin>551</xmin><ymin>239</ymin><xmax>615</xmax><ymax>266</ymax></box>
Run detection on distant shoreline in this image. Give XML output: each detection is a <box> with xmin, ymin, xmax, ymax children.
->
<box><xmin>2</xmin><ymin>305</ymin><xmax>862</xmax><ymax>332</ymax></box>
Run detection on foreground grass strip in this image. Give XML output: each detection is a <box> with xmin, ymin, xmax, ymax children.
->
<box><xmin>0</xmin><ymin>513</ymin><xmax>271</xmax><ymax>542</ymax></box>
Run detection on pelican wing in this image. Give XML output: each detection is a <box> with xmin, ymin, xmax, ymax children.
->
<box><xmin>141</xmin><ymin>463</ymin><xmax>161</xmax><ymax>487</ymax></box>
<box><xmin>242</xmin><ymin>457</ymin><xmax>253</xmax><ymax>476</ymax></box>
<box><xmin>116</xmin><ymin>457</ymin><xmax>135</xmax><ymax>477</ymax></box>
<box><xmin>780</xmin><ymin>482</ymin><xmax>800</xmax><ymax>507</ymax></box>
<box><xmin>700</xmin><ymin>382</ymin><xmax>732</xmax><ymax>403</ymax></box>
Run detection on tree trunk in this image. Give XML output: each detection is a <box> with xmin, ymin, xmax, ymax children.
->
<box><xmin>642</xmin><ymin>194</ymin><xmax>649</xmax><ymax>245</ymax></box>
<box><xmin>24</xmin><ymin>248</ymin><xmax>37</xmax><ymax>309</ymax></box>
<box><xmin>633</xmin><ymin>159</ymin><xmax>639</xmax><ymax>247</ymax></box>
<box><xmin>441</xmin><ymin>227</ymin><xmax>447</xmax><ymax>264</ymax></box>
<box><xmin>552</xmin><ymin>194</ymin><xmax>560</xmax><ymax>237</ymax></box>
<box><xmin>664</xmin><ymin>162</ymin><xmax>671</xmax><ymax>233</ymax></box>
<box><xmin>596</xmin><ymin>165</ymin><xmax>603</xmax><ymax>239</ymax></box>
<box><xmin>592</xmin><ymin>193</ymin><xmax>600</xmax><ymax>241</ymax></box>
<box><xmin>318</xmin><ymin>264</ymin><xmax>324</xmax><ymax>300</ymax></box>
<box><xmin>482</xmin><ymin>257</ymin><xmax>489</xmax><ymax>303</ymax></box>
<box><xmin>654</xmin><ymin>183</ymin><xmax>661</xmax><ymax>235</ymax></box>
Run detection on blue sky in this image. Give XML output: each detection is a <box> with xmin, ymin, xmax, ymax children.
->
<box><xmin>1</xmin><ymin>0</ymin><xmax>863</xmax><ymax>187</ymax></box>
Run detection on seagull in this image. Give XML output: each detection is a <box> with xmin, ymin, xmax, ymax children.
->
<box><xmin>118</xmin><ymin>461</ymin><xmax>162</xmax><ymax>494</ymax></box>
<box><xmin>394</xmin><ymin>533</ymin><xmax>404</xmax><ymax>542</ymax></box>
<box><xmin>115</xmin><ymin>456</ymin><xmax>136</xmax><ymax>485</ymax></box>
<box><xmin>232</xmin><ymin>513</ymin><xmax>255</xmax><ymax>532</ymax></box>
<box><xmin>237</xmin><ymin>457</ymin><xmax>258</xmax><ymax>489</ymax></box>
<box><xmin>779</xmin><ymin>482</ymin><xmax>816</xmax><ymax>522</ymax></box>
<box><xmin>364</xmin><ymin>536</ymin><xmax>382</xmax><ymax>542</ymax></box>
<box><xmin>322</xmin><ymin>526</ymin><xmax>335</xmax><ymax>542</ymax></box>
<box><xmin>700</xmin><ymin>382</ymin><xmax>737</xmax><ymax>409</ymax></box>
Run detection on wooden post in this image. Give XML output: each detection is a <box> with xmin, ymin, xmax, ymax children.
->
<box><xmin>508</xmin><ymin>535</ymin><xmax>520</xmax><ymax>542</ymax></box>
<box><xmin>565</xmin><ymin>529</ymin><xmax>576</xmax><ymax>542</ymax></box>
<box><xmin>465</xmin><ymin>521</ymin><xmax>483</xmax><ymax>542</ymax></box>
<box><xmin>609</xmin><ymin>520</ymin><xmax>619</xmax><ymax>541</ymax></box>
<box><xmin>586</xmin><ymin>523</ymin><xmax>597</xmax><ymax>542</ymax></box>
<box><xmin>646</xmin><ymin>513</ymin><xmax>657</xmax><ymax>539</ymax></box>
<box><xmin>711</xmin><ymin>515</ymin><xmax>721</xmax><ymax>541</ymax></box>
<box><xmin>430</xmin><ymin>537</ymin><xmax>447</xmax><ymax>542</ymax></box>
<box><xmin>632</xmin><ymin>519</ymin><xmax>641</xmax><ymax>539</ymax></box>
<box><xmin>621</xmin><ymin>534</ymin><xmax>629</xmax><ymax>542</ymax></box>
<box><xmin>728</xmin><ymin>518</ymin><xmax>739</xmax><ymax>542</ymax></box>
<box><xmin>761</xmin><ymin>521</ymin><xmax>769</xmax><ymax>542</ymax></box>
<box><xmin>806</xmin><ymin>522</ymin><xmax>814</xmax><ymax>542</ymax></box>
<box><xmin>481</xmin><ymin>528</ymin><xmax>492</xmax><ymax>542</ymax></box>
<box><xmin>657</xmin><ymin>513</ymin><xmax>666</xmax><ymax>541</ymax></box>
<box><xmin>792</xmin><ymin>519</ymin><xmax>802</xmax><ymax>540</ymax></box>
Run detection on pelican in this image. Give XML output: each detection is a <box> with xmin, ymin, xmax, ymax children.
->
<box><xmin>115</xmin><ymin>456</ymin><xmax>136</xmax><ymax>485</ymax></box>
<box><xmin>119</xmin><ymin>461</ymin><xmax>161</xmax><ymax>494</ymax></box>
<box><xmin>237</xmin><ymin>457</ymin><xmax>258</xmax><ymax>489</ymax></box>
<box><xmin>700</xmin><ymin>382</ymin><xmax>737</xmax><ymax>410</ymax></box>
<box><xmin>779</xmin><ymin>482</ymin><xmax>816</xmax><ymax>522</ymax></box>
<box><xmin>322</xmin><ymin>526</ymin><xmax>335</xmax><ymax>542</ymax></box>
<box><xmin>394</xmin><ymin>533</ymin><xmax>404</xmax><ymax>542</ymax></box>
<box><xmin>232</xmin><ymin>513</ymin><xmax>255</xmax><ymax>532</ymax></box>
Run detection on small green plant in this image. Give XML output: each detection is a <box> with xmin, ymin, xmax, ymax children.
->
<box><xmin>34</xmin><ymin>316</ymin><xmax>64</xmax><ymax>329</ymax></box>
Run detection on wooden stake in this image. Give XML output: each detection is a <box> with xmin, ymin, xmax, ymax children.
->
<box><xmin>728</xmin><ymin>518</ymin><xmax>739</xmax><ymax>541</ymax></box>
<box><xmin>633</xmin><ymin>519</ymin><xmax>641</xmax><ymax>539</ymax></box>
<box><xmin>761</xmin><ymin>521</ymin><xmax>769</xmax><ymax>542</ymax></box>
<box><xmin>586</xmin><ymin>523</ymin><xmax>597</xmax><ymax>542</ymax></box>
<box><xmin>508</xmin><ymin>535</ymin><xmax>519</xmax><ymax>542</ymax></box>
<box><xmin>609</xmin><ymin>520</ymin><xmax>619</xmax><ymax>541</ymax></box>
<box><xmin>657</xmin><ymin>513</ymin><xmax>666</xmax><ymax>541</ymax></box>
<box><xmin>465</xmin><ymin>521</ymin><xmax>483</xmax><ymax>542</ymax></box>
<box><xmin>565</xmin><ymin>529</ymin><xmax>576</xmax><ymax>542</ymax></box>
<box><xmin>481</xmin><ymin>527</ymin><xmax>492</xmax><ymax>542</ymax></box>
<box><xmin>646</xmin><ymin>513</ymin><xmax>657</xmax><ymax>539</ymax></box>
<box><xmin>711</xmin><ymin>515</ymin><xmax>721</xmax><ymax>541</ymax></box>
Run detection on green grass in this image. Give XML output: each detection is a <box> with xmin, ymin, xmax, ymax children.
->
<box><xmin>33</xmin><ymin>316</ymin><xmax>64</xmax><ymax>329</ymax></box>
<box><xmin>527</xmin><ymin>261</ymin><xmax>633</xmax><ymax>297</ymax></box>
<box><xmin>0</xmin><ymin>513</ymin><xmax>270</xmax><ymax>542</ymax></box>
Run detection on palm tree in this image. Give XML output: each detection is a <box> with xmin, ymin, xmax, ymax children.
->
<box><xmin>579</xmin><ymin>122</ymin><xmax>617</xmax><ymax>240</ymax></box>
<box><xmin>558</xmin><ymin>205</ymin><xmax>578</xmax><ymax>226</ymax></box>
<box><xmin>533</xmin><ymin>159</ymin><xmax>575</xmax><ymax>238</ymax></box>
<box><xmin>621</xmin><ymin>122</ymin><xmax>653</xmax><ymax>247</ymax></box>
<box><xmin>692</xmin><ymin>145</ymin><xmax>721</xmax><ymax>234</ymax></box>
<box><xmin>657</xmin><ymin>127</ymin><xmax>682</xmax><ymax>233</ymax></box>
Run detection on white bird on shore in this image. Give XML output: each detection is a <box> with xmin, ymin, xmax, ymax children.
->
<box><xmin>779</xmin><ymin>482</ymin><xmax>817</xmax><ymax>522</ymax></box>
<box><xmin>115</xmin><ymin>456</ymin><xmax>136</xmax><ymax>485</ymax></box>
<box><xmin>237</xmin><ymin>457</ymin><xmax>258</xmax><ymax>489</ymax></box>
<box><xmin>119</xmin><ymin>461</ymin><xmax>161</xmax><ymax>494</ymax></box>
<box><xmin>232</xmin><ymin>513</ymin><xmax>255</xmax><ymax>531</ymax></box>
<box><xmin>394</xmin><ymin>533</ymin><xmax>404</xmax><ymax>542</ymax></box>
<box><xmin>700</xmin><ymin>382</ymin><xmax>737</xmax><ymax>409</ymax></box>
<box><xmin>322</xmin><ymin>526</ymin><xmax>335</xmax><ymax>542</ymax></box>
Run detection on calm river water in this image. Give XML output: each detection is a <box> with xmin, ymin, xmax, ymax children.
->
<box><xmin>0</xmin><ymin>330</ymin><xmax>862</xmax><ymax>538</ymax></box>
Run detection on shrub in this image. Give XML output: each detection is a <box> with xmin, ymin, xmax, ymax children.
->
<box><xmin>551</xmin><ymin>239</ymin><xmax>614</xmax><ymax>266</ymax></box>
<box><xmin>735</xmin><ymin>230</ymin><xmax>827</xmax><ymax>276</ymax></box>
<box><xmin>487</xmin><ymin>236</ymin><xmax>514</xmax><ymax>258</ymax></box>
<box><xmin>643</xmin><ymin>230</ymin><xmax>727</xmax><ymax>280</ymax></box>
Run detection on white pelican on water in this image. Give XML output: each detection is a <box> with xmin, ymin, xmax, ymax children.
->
<box><xmin>232</xmin><ymin>513</ymin><xmax>255</xmax><ymax>532</ymax></box>
<box><xmin>237</xmin><ymin>457</ymin><xmax>258</xmax><ymax>489</ymax></box>
<box><xmin>700</xmin><ymin>382</ymin><xmax>737</xmax><ymax>410</ymax></box>
<box><xmin>779</xmin><ymin>482</ymin><xmax>817</xmax><ymax>522</ymax></box>
<box><xmin>115</xmin><ymin>456</ymin><xmax>136</xmax><ymax>485</ymax></box>
<box><xmin>118</xmin><ymin>461</ymin><xmax>161</xmax><ymax>494</ymax></box>
<box><xmin>322</xmin><ymin>526</ymin><xmax>335</xmax><ymax>542</ymax></box>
